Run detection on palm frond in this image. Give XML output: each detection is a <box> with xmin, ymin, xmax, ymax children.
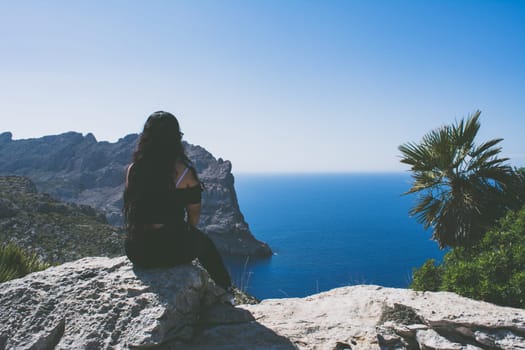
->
<box><xmin>469</xmin><ymin>138</ymin><xmax>503</xmax><ymax>159</ymax></box>
<box><xmin>459</xmin><ymin>111</ymin><xmax>481</xmax><ymax>146</ymax></box>
<box><xmin>398</xmin><ymin>110</ymin><xmax>514</xmax><ymax>248</ymax></box>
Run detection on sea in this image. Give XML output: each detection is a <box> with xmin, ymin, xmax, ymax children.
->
<box><xmin>223</xmin><ymin>173</ymin><xmax>445</xmax><ymax>300</ymax></box>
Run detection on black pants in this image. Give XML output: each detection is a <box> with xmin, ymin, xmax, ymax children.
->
<box><xmin>124</xmin><ymin>224</ymin><xmax>232</xmax><ymax>289</ymax></box>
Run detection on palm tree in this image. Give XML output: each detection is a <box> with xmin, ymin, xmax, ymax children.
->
<box><xmin>399</xmin><ymin>111</ymin><xmax>515</xmax><ymax>248</ymax></box>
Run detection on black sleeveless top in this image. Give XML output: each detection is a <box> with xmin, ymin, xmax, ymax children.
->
<box><xmin>134</xmin><ymin>185</ymin><xmax>202</xmax><ymax>226</ymax></box>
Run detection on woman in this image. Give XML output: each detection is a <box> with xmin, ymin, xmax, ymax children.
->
<box><xmin>123</xmin><ymin>111</ymin><xmax>233</xmax><ymax>296</ymax></box>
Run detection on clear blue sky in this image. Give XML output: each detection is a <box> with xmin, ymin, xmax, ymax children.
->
<box><xmin>1</xmin><ymin>0</ymin><xmax>524</xmax><ymax>172</ymax></box>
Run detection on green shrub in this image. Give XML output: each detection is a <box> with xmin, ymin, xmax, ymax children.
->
<box><xmin>0</xmin><ymin>242</ymin><xmax>50</xmax><ymax>283</ymax></box>
<box><xmin>410</xmin><ymin>258</ymin><xmax>443</xmax><ymax>292</ymax></box>
<box><xmin>441</xmin><ymin>207</ymin><xmax>525</xmax><ymax>308</ymax></box>
<box><xmin>411</xmin><ymin>206</ymin><xmax>525</xmax><ymax>308</ymax></box>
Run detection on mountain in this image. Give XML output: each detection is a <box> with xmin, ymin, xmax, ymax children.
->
<box><xmin>0</xmin><ymin>131</ymin><xmax>271</xmax><ymax>257</ymax></box>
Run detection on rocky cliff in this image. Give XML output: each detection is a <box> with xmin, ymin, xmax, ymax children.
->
<box><xmin>0</xmin><ymin>131</ymin><xmax>271</xmax><ymax>257</ymax></box>
<box><xmin>1</xmin><ymin>256</ymin><xmax>524</xmax><ymax>349</ymax></box>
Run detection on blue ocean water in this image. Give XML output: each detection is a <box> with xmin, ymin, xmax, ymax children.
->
<box><xmin>223</xmin><ymin>173</ymin><xmax>445</xmax><ymax>300</ymax></box>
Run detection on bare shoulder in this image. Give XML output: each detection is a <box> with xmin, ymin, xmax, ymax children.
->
<box><xmin>174</xmin><ymin>162</ymin><xmax>199</xmax><ymax>188</ymax></box>
<box><xmin>183</xmin><ymin>170</ymin><xmax>199</xmax><ymax>187</ymax></box>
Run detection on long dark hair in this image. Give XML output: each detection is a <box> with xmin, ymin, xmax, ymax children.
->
<box><xmin>123</xmin><ymin>111</ymin><xmax>201</xmax><ymax>230</ymax></box>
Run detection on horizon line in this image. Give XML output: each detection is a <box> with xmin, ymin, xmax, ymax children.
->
<box><xmin>233</xmin><ymin>171</ymin><xmax>409</xmax><ymax>175</ymax></box>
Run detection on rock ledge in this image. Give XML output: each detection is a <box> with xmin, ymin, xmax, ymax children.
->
<box><xmin>0</xmin><ymin>256</ymin><xmax>224</xmax><ymax>349</ymax></box>
<box><xmin>2</xmin><ymin>257</ymin><xmax>524</xmax><ymax>350</ymax></box>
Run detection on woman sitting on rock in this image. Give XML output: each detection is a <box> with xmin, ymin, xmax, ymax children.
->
<box><xmin>123</xmin><ymin>111</ymin><xmax>233</xmax><ymax>300</ymax></box>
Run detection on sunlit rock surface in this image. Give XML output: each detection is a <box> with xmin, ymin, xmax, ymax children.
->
<box><xmin>1</xmin><ymin>256</ymin><xmax>524</xmax><ymax>350</ymax></box>
<box><xmin>0</xmin><ymin>257</ymin><xmax>224</xmax><ymax>349</ymax></box>
<box><xmin>229</xmin><ymin>285</ymin><xmax>525</xmax><ymax>350</ymax></box>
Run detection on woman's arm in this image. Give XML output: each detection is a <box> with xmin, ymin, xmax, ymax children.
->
<box><xmin>186</xmin><ymin>203</ymin><xmax>201</xmax><ymax>227</ymax></box>
<box><xmin>174</xmin><ymin>164</ymin><xmax>202</xmax><ymax>227</ymax></box>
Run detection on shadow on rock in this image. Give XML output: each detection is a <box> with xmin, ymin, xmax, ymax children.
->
<box><xmin>133</xmin><ymin>267</ymin><xmax>297</xmax><ymax>349</ymax></box>
<box><xmin>165</xmin><ymin>303</ymin><xmax>298</xmax><ymax>349</ymax></box>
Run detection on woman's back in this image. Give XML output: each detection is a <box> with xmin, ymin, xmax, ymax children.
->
<box><xmin>126</xmin><ymin>162</ymin><xmax>201</xmax><ymax>229</ymax></box>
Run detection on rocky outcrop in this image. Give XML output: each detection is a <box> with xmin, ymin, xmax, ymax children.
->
<box><xmin>1</xmin><ymin>257</ymin><xmax>524</xmax><ymax>349</ymax></box>
<box><xmin>0</xmin><ymin>256</ymin><xmax>227</xmax><ymax>349</ymax></box>
<box><xmin>0</xmin><ymin>131</ymin><xmax>271</xmax><ymax>257</ymax></box>
<box><xmin>183</xmin><ymin>144</ymin><xmax>270</xmax><ymax>257</ymax></box>
<box><xmin>223</xmin><ymin>286</ymin><xmax>525</xmax><ymax>350</ymax></box>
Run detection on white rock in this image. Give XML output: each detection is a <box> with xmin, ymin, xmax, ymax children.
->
<box><xmin>2</xmin><ymin>261</ymin><xmax>525</xmax><ymax>350</ymax></box>
<box><xmin>190</xmin><ymin>285</ymin><xmax>525</xmax><ymax>350</ymax></box>
<box><xmin>0</xmin><ymin>256</ymin><xmax>223</xmax><ymax>349</ymax></box>
<box><xmin>415</xmin><ymin>328</ymin><xmax>462</xmax><ymax>349</ymax></box>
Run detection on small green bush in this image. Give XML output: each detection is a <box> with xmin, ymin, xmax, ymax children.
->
<box><xmin>411</xmin><ymin>206</ymin><xmax>525</xmax><ymax>308</ymax></box>
<box><xmin>410</xmin><ymin>258</ymin><xmax>443</xmax><ymax>292</ymax></box>
<box><xmin>441</xmin><ymin>207</ymin><xmax>525</xmax><ymax>308</ymax></box>
<box><xmin>0</xmin><ymin>242</ymin><xmax>50</xmax><ymax>283</ymax></box>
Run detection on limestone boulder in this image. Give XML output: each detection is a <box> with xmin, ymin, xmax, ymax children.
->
<box><xmin>192</xmin><ymin>285</ymin><xmax>525</xmax><ymax>350</ymax></box>
<box><xmin>2</xmin><ymin>258</ymin><xmax>524</xmax><ymax>350</ymax></box>
<box><xmin>0</xmin><ymin>256</ymin><xmax>224</xmax><ymax>349</ymax></box>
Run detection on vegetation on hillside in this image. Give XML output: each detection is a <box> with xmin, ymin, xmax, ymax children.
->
<box><xmin>0</xmin><ymin>242</ymin><xmax>50</xmax><ymax>283</ymax></box>
<box><xmin>0</xmin><ymin>176</ymin><xmax>124</xmax><ymax>265</ymax></box>
<box><xmin>401</xmin><ymin>112</ymin><xmax>525</xmax><ymax>308</ymax></box>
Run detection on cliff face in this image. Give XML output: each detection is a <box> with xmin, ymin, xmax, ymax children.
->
<box><xmin>0</xmin><ymin>131</ymin><xmax>271</xmax><ymax>257</ymax></box>
<box><xmin>1</xmin><ymin>256</ymin><xmax>524</xmax><ymax>350</ymax></box>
